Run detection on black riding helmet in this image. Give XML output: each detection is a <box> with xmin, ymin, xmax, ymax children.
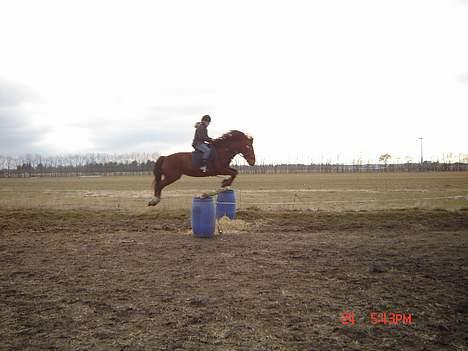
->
<box><xmin>201</xmin><ymin>115</ymin><xmax>211</xmax><ymax>122</ymax></box>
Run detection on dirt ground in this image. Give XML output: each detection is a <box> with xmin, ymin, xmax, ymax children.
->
<box><xmin>0</xmin><ymin>208</ymin><xmax>467</xmax><ymax>350</ymax></box>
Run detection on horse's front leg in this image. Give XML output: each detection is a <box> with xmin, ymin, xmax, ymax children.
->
<box><xmin>219</xmin><ymin>167</ymin><xmax>238</xmax><ymax>187</ymax></box>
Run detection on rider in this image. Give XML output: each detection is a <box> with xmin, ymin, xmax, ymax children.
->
<box><xmin>192</xmin><ymin>115</ymin><xmax>213</xmax><ymax>172</ymax></box>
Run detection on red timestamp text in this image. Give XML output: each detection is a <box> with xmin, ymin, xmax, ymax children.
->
<box><xmin>340</xmin><ymin>311</ymin><xmax>413</xmax><ymax>326</ymax></box>
<box><xmin>370</xmin><ymin>312</ymin><xmax>413</xmax><ymax>325</ymax></box>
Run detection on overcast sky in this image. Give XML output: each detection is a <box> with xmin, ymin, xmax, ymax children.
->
<box><xmin>1</xmin><ymin>0</ymin><xmax>467</xmax><ymax>163</ymax></box>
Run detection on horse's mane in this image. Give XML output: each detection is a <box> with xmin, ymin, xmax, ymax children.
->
<box><xmin>211</xmin><ymin>130</ymin><xmax>249</xmax><ymax>146</ymax></box>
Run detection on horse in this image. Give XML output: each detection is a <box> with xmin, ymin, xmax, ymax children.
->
<box><xmin>148</xmin><ymin>130</ymin><xmax>255</xmax><ymax>206</ymax></box>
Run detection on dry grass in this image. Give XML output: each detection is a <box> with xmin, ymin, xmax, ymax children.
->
<box><xmin>0</xmin><ymin>172</ymin><xmax>467</xmax><ymax>212</ymax></box>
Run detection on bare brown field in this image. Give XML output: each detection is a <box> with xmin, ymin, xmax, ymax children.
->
<box><xmin>0</xmin><ymin>173</ymin><xmax>467</xmax><ymax>350</ymax></box>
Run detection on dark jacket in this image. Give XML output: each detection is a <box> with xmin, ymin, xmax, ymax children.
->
<box><xmin>192</xmin><ymin>123</ymin><xmax>213</xmax><ymax>147</ymax></box>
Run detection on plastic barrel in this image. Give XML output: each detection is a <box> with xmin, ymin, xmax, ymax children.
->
<box><xmin>192</xmin><ymin>196</ymin><xmax>216</xmax><ymax>238</ymax></box>
<box><xmin>216</xmin><ymin>189</ymin><xmax>236</xmax><ymax>219</ymax></box>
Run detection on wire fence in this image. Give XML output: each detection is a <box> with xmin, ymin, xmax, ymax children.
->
<box><xmin>1</xmin><ymin>162</ymin><xmax>467</xmax><ymax>178</ymax></box>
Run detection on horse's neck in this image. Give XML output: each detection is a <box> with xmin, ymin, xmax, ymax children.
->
<box><xmin>215</xmin><ymin>144</ymin><xmax>240</xmax><ymax>163</ymax></box>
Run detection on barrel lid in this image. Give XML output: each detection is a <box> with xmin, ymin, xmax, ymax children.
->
<box><xmin>194</xmin><ymin>195</ymin><xmax>213</xmax><ymax>200</ymax></box>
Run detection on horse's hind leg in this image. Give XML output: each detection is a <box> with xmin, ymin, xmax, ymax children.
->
<box><xmin>149</xmin><ymin>179</ymin><xmax>165</xmax><ymax>206</ymax></box>
<box><xmin>148</xmin><ymin>176</ymin><xmax>163</xmax><ymax>206</ymax></box>
<box><xmin>149</xmin><ymin>173</ymin><xmax>182</xmax><ymax>206</ymax></box>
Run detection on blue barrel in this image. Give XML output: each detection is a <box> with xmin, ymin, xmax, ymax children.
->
<box><xmin>192</xmin><ymin>196</ymin><xmax>216</xmax><ymax>238</ymax></box>
<box><xmin>216</xmin><ymin>189</ymin><xmax>236</xmax><ymax>219</ymax></box>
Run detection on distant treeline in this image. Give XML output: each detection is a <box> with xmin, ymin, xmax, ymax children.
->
<box><xmin>0</xmin><ymin>159</ymin><xmax>467</xmax><ymax>177</ymax></box>
<box><xmin>0</xmin><ymin>153</ymin><xmax>158</xmax><ymax>177</ymax></box>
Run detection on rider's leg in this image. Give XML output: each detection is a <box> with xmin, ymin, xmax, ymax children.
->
<box><xmin>195</xmin><ymin>144</ymin><xmax>211</xmax><ymax>170</ymax></box>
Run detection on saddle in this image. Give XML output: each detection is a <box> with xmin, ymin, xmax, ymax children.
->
<box><xmin>192</xmin><ymin>145</ymin><xmax>217</xmax><ymax>170</ymax></box>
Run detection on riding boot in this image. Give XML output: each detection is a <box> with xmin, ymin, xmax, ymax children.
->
<box><xmin>200</xmin><ymin>159</ymin><xmax>208</xmax><ymax>172</ymax></box>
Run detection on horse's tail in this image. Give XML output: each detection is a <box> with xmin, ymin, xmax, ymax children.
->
<box><xmin>153</xmin><ymin>156</ymin><xmax>165</xmax><ymax>187</ymax></box>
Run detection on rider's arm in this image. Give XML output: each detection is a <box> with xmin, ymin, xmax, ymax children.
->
<box><xmin>198</xmin><ymin>125</ymin><xmax>212</xmax><ymax>143</ymax></box>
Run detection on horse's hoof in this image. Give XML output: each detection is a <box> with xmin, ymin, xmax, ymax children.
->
<box><xmin>148</xmin><ymin>198</ymin><xmax>160</xmax><ymax>206</ymax></box>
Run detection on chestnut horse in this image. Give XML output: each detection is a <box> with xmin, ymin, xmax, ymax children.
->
<box><xmin>148</xmin><ymin>130</ymin><xmax>255</xmax><ymax>206</ymax></box>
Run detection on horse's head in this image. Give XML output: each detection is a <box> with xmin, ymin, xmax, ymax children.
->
<box><xmin>239</xmin><ymin>134</ymin><xmax>256</xmax><ymax>166</ymax></box>
<box><xmin>212</xmin><ymin>131</ymin><xmax>256</xmax><ymax>166</ymax></box>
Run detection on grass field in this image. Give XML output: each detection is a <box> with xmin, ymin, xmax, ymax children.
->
<box><xmin>1</xmin><ymin>172</ymin><xmax>467</xmax><ymax>350</ymax></box>
<box><xmin>0</xmin><ymin>172</ymin><xmax>467</xmax><ymax>212</ymax></box>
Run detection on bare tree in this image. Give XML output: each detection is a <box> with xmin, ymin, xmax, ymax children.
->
<box><xmin>379</xmin><ymin>153</ymin><xmax>391</xmax><ymax>168</ymax></box>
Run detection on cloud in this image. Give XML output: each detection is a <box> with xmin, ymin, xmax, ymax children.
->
<box><xmin>0</xmin><ymin>79</ymin><xmax>49</xmax><ymax>156</ymax></box>
<box><xmin>0</xmin><ymin>81</ymin><xmax>34</xmax><ymax>107</ymax></box>
<box><xmin>160</xmin><ymin>88</ymin><xmax>216</xmax><ymax>98</ymax></box>
<box><xmin>80</xmin><ymin>102</ymin><xmax>212</xmax><ymax>154</ymax></box>
<box><xmin>92</xmin><ymin>126</ymin><xmax>191</xmax><ymax>153</ymax></box>
<box><xmin>457</xmin><ymin>73</ymin><xmax>468</xmax><ymax>85</ymax></box>
<box><xmin>148</xmin><ymin>104</ymin><xmax>212</xmax><ymax>118</ymax></box>
<box><xmin>0</xmin><ymin>85</ymin><xmax>212</xmax><ymax>156</ymax></box>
